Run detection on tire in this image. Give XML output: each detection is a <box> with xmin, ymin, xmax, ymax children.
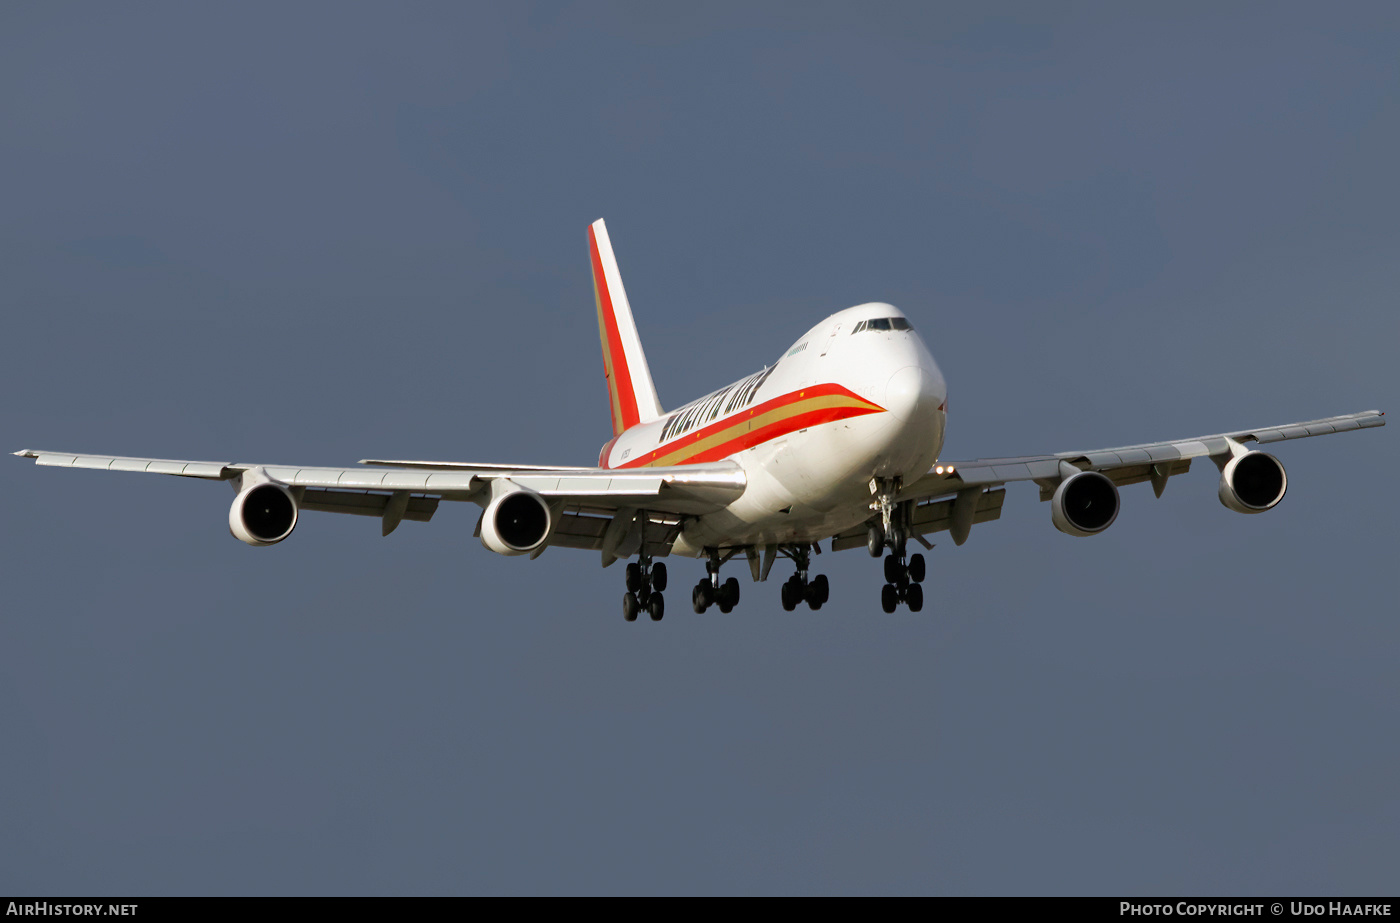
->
<box><xmin>648</xmin><ymin>593</ymin><xmax>665</xmax><ymax>622</ymax></box>
<box><xmin>908</xmin><ymin>554</ymin><xmax>925</xmax><ymax>583</ymax></box>
<box><xmin>906</xmin><ymin>583</ymin><xmax>923</xmax><ymax>612</ymax></box>
<box><xmin>625</xmin><ymin>562</ymin><xmax>642</xmax><ymax>593</ymax></box>
<box><xmin>867</xmin><ymin>523</ymin><xmax>884</xmax><ymax>557</ymax></box>
<box><xmin>718</xmin><ymin>602</ymin><xmax>733</xmax><ymax>614</ymax></box>
<box><xmin>722</xmin><ymin>577</ymin><xmax>740</xmax><ymax>608</ymax></box>
<box><xmin>698</xmin><ymin>580</ymin><xmax>715</xmax><ymax>608</ymax></box>
<box><xmin>812</xmin><ymin>574</ymin><xmax>829</xmax><ymax>604</ymax></box>
<box><xmin>781</xmin><ymin>580</ymin><xmax>798</xmax><ymax>611</ymax></box>
<box><xmin>884</xmin><ymin>554</ymin><xmax>902</xmax><ymax>585</ymax></box>
<box><xmin>692</xmin><ymin>585</ymin><xmax>707</xmax><ymax>614</ymax></box>
<box><xmin>623</xmin><ymin>592</ymin><xmax>639</xmax><ymax>622</ymax></box>
<box><xmin>880</xmin><ymin>584</ymin><xmax>898</xmax><ymax>613</ymax></box>
<box><xmin>652</xmin><ymin>562</ymin><xmax>668</xmax><ymax>592</ymax></box>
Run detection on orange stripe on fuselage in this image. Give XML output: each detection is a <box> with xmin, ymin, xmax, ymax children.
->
<box><xmin>614</xmin><ymin>383</ymin><xmax>885</xmax><ymax>469</ymax></box>
<box><xmin>589</xmin><ymin>227</ymin><xmax>640</xmax><ymax>436</ymax></box>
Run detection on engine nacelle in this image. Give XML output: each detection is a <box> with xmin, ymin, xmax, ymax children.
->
<box><xmin>480</xmin><ymin>486</ymin><xmax>552</xmax><ymax>556</ymax></box>
<box><xmin>1051</xmin><ymin>470</ymin><xmax>1120</xmax><ymax>537</ymax></box>
<box><xmin>229</xmin><ymin>482</ymin><xmax>299</xmax><ymax>546</ymax></box>
<box><xmin>1218</xmin><ymin>450</ymin><xmax>1287</xmax><ymax>514</ymax></box>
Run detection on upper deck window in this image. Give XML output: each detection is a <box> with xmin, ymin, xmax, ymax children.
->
<box><xmin>851</xmin><ymin>317</ymin><xmax>911</xmax><ymax>334</ymax></box>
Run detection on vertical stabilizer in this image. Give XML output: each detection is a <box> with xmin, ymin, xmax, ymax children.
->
<box><xmin>589</xmin><ymin>219</ymin><xmax>664</xmax><ymax>436</ymax></box>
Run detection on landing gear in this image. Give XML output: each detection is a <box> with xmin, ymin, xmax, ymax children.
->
<box><xmin>692</xmin><ymin>548</ymin><xmax>741</xmax><ymax>614</ymax></box>
<box><xmin>718</xmin><ymin>577</ymin><xmax>740</xmax><ymax>613</ymax></box>
<box><xmin>781</xmin><ymin>578</ymin><xmax>801</xmax><ymax>611</ymax></box>
<box><xmin>866</xmin><ymin>523</ymin><xmax>884</xmax><ymax>558</ymax></box>
<box><xmin>879</xmin><ymin>550</ymin><xmax>927</xmax><ymax>612</ymax></box>
<box><xmin>621</xmin><ymin>554</ymin><xmax>667</xmax><ymax>622</ymax></box>
<box><xmin>867</xmin><ymin>478</ymin><xmax>928</xmax><ymax>612</ymax></box>
<box><xmin>908</xmin><ymin>554</ymin><xmax>925</xmax><ymax>584</ymax></box>
<box><xmin>777</xmin><ymin>544</ymin><xmax>829</xmax><ymax>611</ymax></box>
<box><xmin>868</xmin><ymin>476</ymin><xmax>906</xmax><ymax>557</ymax></box>
<box><xmin>692</xmin><ymin>581</ymin><xmax>713</xmax><ymax>614</ymax></box>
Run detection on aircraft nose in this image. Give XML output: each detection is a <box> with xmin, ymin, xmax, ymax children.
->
<box><xmin>883</xmin><ymin>365</ymin><xmax>942</xmax><ymax>421</ymax></box>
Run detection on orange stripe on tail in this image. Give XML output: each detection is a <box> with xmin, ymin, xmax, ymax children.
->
<box><xmin>589</xmin><ymin>220</ymin><xmax>664</xmax><ymax>437</ymax></box>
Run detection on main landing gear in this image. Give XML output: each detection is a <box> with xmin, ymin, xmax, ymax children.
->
<box><xmin>869</xmin><ymin>477</ymin><xmax>926</xmax><ymax>613</ymax></box>
<box><xmin>779</xmin><ymin>544</ymin><xmax>829</xmax><ymax>611</ymax></box>
<box><xmin>879</xmin><ymin>551</ymin><xmax>925</xmax><ymax>613</ymax></box>
<box><xmin>693</xmin><ymin>548</ymin><xmax>740</xmax><ymax>614</ymax></box>
<box><xmin>622</xmin><ymin>557</ymin><xmax>667</xmax><ymax>622</ymax></box>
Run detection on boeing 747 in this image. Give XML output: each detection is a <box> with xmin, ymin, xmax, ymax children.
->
<box><xmin>15</xmin><ymin>220</ymin><xmax>1386</xmax><ymax>619</ymax></box>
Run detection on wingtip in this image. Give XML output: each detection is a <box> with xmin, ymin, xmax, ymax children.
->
<box><xmin>13</xmin><ymin>449</ymin><xmax>36</xmax><ymax>458</ymax></box>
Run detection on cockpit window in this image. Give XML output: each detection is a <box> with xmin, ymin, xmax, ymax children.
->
<box><xmin>852</xmin><ymin>317</ymin><xmax>911</xmax><ymax>334</ymax></box>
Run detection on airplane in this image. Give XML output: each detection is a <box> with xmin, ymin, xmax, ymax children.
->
<box><xmin>14</xmin><ymin>219</ymin><xmax>1386</xmax><ymax>621</ymax></box>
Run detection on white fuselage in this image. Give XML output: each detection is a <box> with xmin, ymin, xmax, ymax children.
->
<box><xmin>600</xmin><ymin>303</ymin><xmax>948</xmax><ymax>556</ymax></box>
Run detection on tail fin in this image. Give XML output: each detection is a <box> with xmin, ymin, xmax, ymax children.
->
<box><xmin>588</xmin><ymin>219</ymin><xmax>664</xmax><ymax>436</ymax></box>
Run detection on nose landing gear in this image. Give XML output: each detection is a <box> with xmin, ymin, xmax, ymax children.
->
<box><xmin>868</xmin><ymin>478</ymin><xmax>927</xmax><ymax>612</ymax></box>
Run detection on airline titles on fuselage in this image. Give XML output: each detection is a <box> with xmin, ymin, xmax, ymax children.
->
<box><xmin>658</xmin><ymin>366</ymin><xmax>777</xmax><ymax>443</ymax></box>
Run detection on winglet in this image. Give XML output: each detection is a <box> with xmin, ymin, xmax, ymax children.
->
<box><xmin>589</xmin><ymin>219</ymin><xmax>664</xmax><ymax>436</ymax></box>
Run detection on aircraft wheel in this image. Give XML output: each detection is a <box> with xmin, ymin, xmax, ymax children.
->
<box><xmin>880</xmin><ymin>584</ymin><xmax>898</xmax><ymax>614</ymax></box>
<box><xmin>866</xmin><ymin>523</ymin><xmax>884</xmax><ymax>557</ymax></box>
<box><xmin>625</xmin><ymin>562</ymin><xmax>643</xmax><ymax>593</ymax></box>
<box><xmin>692</xmin><ymin>584</ymin><xmax>706</xmax><ymax>614</ymax></box>
<box><xmin>623</xmin><ymin>592</ymin><xmax>639</xmax><ymax>622</ymax></box>
<box><xmin>718</xmin><ymin>602</ymin><xmax>733</xmax><ymax>614</ymax></box>
<box><xmin>806</xmin><ymin>585</ymin><xmax>822</xmax><ymax>611</ymax></box>
<box><xmin>648</xmin><ymin>593</ymin><xmax>665</xmax><ymax>622</ymax></box>
<box><xmin>908</xmin><ymin>554</ymin><xmax>925</xmax><ymax>583</ymax></box>
<box><xmin>906</xmin><ymin>583</ymin><xmax>924</xmax><ymax>612</ymax></box>
<box><xmin>812</xmin><ymin>574</ymin><xmax>829</xmax><ymax>605</ymax></box>
<box><xmin>883</xmin><ymin>554</ymin><xmax>903</xmax><ymax>585</ymax></box>
<box><xmin>781</xmin><ymin>580</ymin><xmax>799</xmax><ymax>611</ymax></box>
<box><xmin>652</xmin><ymin>562</ymin><xmax>668</xmax><ymax>592</ymax></box>
<box><xmin>721</xmin><ymin>577</ymin><xmax>741</xmax><ymax>608</ymax></box>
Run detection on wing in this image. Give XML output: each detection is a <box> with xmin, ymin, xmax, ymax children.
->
<box><xmin>11</xmin><ymin>450</ymin><xmax>746</xmax><ymax>559</ymax></box>
<box><xmin>831</xmin><ymin>409</ymin><xmax>1384</xmax><ymax>551</ymax></box>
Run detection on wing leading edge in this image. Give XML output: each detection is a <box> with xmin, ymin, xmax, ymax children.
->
<box><xmin>854</xmin><ymin>409</ymin><xmax>1384</xmax><ymax>550</ymax></box>
<box><xmin>12</xmin><ymin>450</ymin><xmax>746</xmax><ymax>550</ymax></box>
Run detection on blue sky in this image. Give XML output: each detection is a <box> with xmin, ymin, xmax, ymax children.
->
<box><xmin>2</xmin><ymin>2</ymin><xmax>1396</xmax><ymax>894</ymax></box>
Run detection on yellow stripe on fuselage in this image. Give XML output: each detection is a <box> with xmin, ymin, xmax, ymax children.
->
<box><xmin>638</xmin><ymin>392</ymin><xmax>882</xmax><ymax>467</ymax></box>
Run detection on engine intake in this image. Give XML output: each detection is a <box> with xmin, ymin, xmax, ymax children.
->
<box><xmin>1219</xmin><ymin>450</ymin><xmax>1287</xmax><ymax>513</ymax></box>
<box><xmin>229</xmin><ymin>482</ymin><xmax>298</xmax><ymax>546</ymax></box>
<box><xmin>480</xmin><ymin>486</ymin><xmax>552</xmax><ymax>555</ymax></box>
<box><xmin>1051</xmin><ymin>470</ymin><xmax>1120</xmax><ymax>537</ymax></box>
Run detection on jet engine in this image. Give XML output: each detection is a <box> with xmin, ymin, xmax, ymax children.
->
<box><xmin>229</xmin><ymin>482</ymin><xmax>299</xmax><ymax>546</ymax></box>
<box><xmin>1051</xmin><ymin>470</ymin><xmax>1120</xmax><ymax>537</ymax></box>
<box><xmin>1218</xmin><ymin>450</ymin><xmax>1287</xmax><ymax>514</ymax></box>
<box><xmin>480</xmin><ymin>486</ymin><xmax>552</xmax><ymax>556</ymax></box>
